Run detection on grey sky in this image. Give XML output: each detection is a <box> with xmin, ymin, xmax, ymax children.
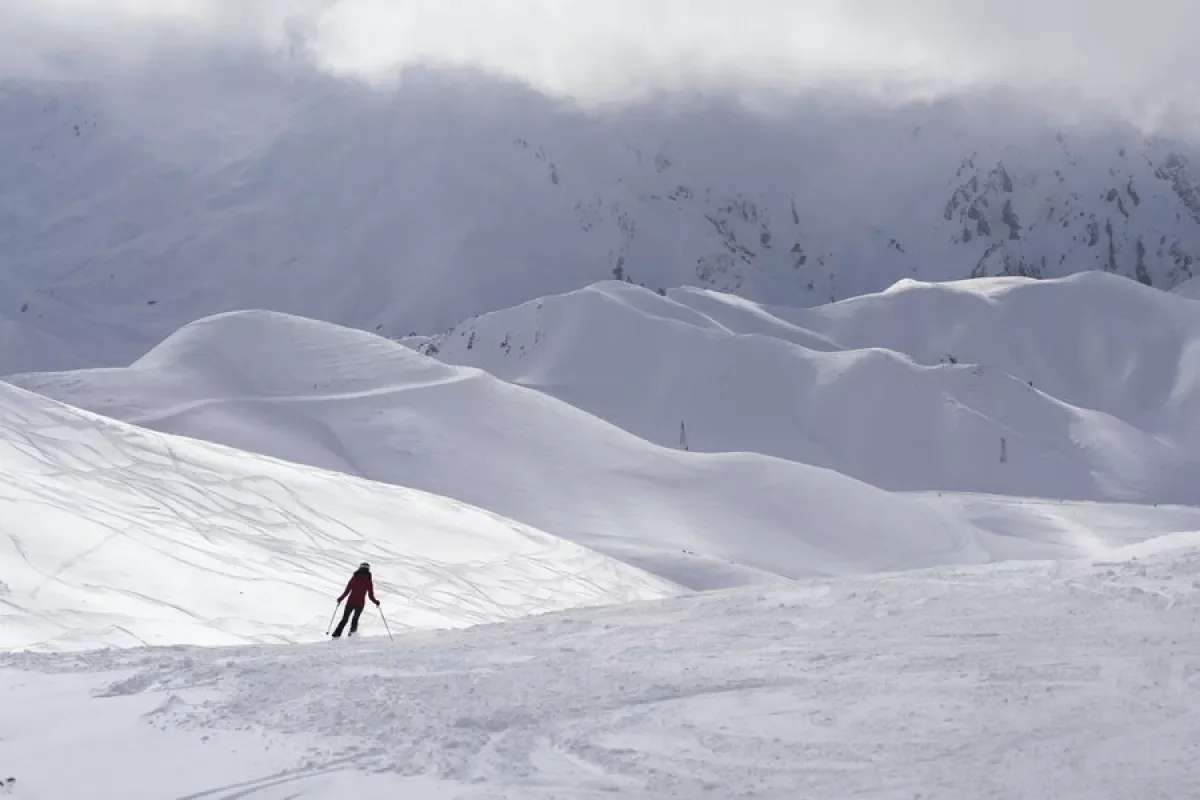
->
<box><xmin>5</xmin><ymin>0</ymin><xmax>1200</xmax><ymax>123</ymax></box>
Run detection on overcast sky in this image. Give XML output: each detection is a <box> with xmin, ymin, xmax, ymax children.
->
<box><xmin>5</xmin><ymin>0</ymin><xmax>1199</xmax><ymax>125</ymax></box>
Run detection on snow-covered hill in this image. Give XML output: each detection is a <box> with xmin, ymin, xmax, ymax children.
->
<box><xmin>4</xmin><ymin>535</ymin><xmax>1200</xmax><ymax>798</ymax></box>
<box><xmin>414</xmin><ymin>272</ymin><xmax>1200</xmax><ymax>503</ymax></box>
<box><xmin>14</xmin><ymin>308</ymin><xmax>1200</xmax><ymax>594</ymax></box>
<box><xmin>1171</xmin><ymin>273</ymin><xmax>1200</xmax><ymax>299</ymax></box>
<box><xmin>4</xmin><ymin>310</ymin><xmax>969</xmax><ymax>589</ymax></box>
<box><xmin>4</xmin><ymin>66</ymin><xmax>1200</xmax><ymax>375</ymax></box>
<box><xmin>0</xmin><ymin>380</ymin><xmax>674</xmax><ymax>652</ymax></box>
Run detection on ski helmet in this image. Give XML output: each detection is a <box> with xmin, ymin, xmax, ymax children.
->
<box><xmin>359</xmin><ymin>562</ymin><xmax>370</xmax><ymax>570</ymax></box>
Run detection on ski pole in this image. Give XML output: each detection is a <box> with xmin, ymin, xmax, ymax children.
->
<box><xmin>326</xmin><ymin>600</ymin><xmax>341</xmax><ymax>635</ymax></box>
<box><xmin>377</xmin><ymin>604</ymin><xmax>393</xmax><ymax>641</ymax></box>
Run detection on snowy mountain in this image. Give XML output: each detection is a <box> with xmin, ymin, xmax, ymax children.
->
<box><xmin>410</xmin><ymin>271</ymin><xmax>1200</xmax><ymax>504</ymax></box>
<box><xmin>1171</xmin><ymin>273</ymin><xmax>1200</xmax><ymax>299</ymax></box>
<box><xmin>14</xmin><ymin>307</ymin><xmax>1200</xmax><ymax>597</ymax></box>
<box><xmin>8</xmin><ymin>22</ymin><xmax>1200</xmax><ymax>797</ymax></box>
<box><xmin>3</xmin><ymin>309</ymin><xmax>977</xmax><ymax>590</ymax></box>
<box><xmin>0</xmin><ymin>380</ymin><xmax>674</xmax><ymax>651</ymax></box>
<box><xmin>4</xmin><ymin>68</ymin><xmax>1200</xmax><ymax>376</ymax></box>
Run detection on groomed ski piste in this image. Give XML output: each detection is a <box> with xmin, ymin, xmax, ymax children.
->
<box><xmin>5</xmin><ymin>539</ymin><xmax>1200</xmax><ymax>799</ymax></box>
<box><xmin>6</xmin><ymin>274</ymin><xmax>1200</xmax><ymax>797</ymax></box>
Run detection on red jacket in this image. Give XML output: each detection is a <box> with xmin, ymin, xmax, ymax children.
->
<box><xmin>338</xmin><ymin>569</ymin><xmax>378</xmax><ymax>606</ymax></box>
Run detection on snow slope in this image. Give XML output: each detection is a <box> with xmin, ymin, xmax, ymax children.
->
<box><xmin>772</xmin><ymin>271</ymin><xmax>1200</xmax><ymax>429</ymax></box>
<box><xmin>5</xmin><ymin>65</ymin><xmax>1200</xmax><ymax>376</ymax></box>
<box><xmin>1171</xmin><ymin>273</ymin><xmax>1200</xmax><ymax>300</ymax></box>
<box><xmin>3</xmin><ymin>537</ymin><xmax>1200</xmax><ymax>798</ymax></box>
<box><xmin>13</xmin><ymin>309</ymin><xmax>1200</xmax><ymax>593</ymax></box>
<box><xmin>0</xmin><ymin>381</ymin><xmax>675</xmax><ymax>652</ymax></box>
<box><xmin>4</xmin><ymin>311</ymin><xmax>968</xmax><ymax>589</ymax></box>
<box><xmin>418</xmin><ymin>272</ymin><xmax>1200</xmax><ymax>504</ymax></box>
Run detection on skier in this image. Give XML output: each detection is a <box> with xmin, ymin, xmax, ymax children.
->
<box><xmin>332</xmin><ymin>562</ymin><xmax>380</xmax><ymax>638</ymax></box>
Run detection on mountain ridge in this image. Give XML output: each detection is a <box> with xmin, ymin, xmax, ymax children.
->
<box><xmin>3</xmin><ymin>69</ymin><xmax>1200</xmax><ymax>375</ymax></box>
<box><xmin>412</xmin><ymin>272</ymin><xmax>1200</xmax><ymax>504</ymax></box>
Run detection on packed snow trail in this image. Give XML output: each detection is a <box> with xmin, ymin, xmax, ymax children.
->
<box><xmin>4</xmin><ymin>539</ymin><xmax>1200</xmax><ymax>798</ymax></box>
<box><xmin>0</xmin><ymin>381</ymin><xmax>675</xmax><ymax>651</ymax></box>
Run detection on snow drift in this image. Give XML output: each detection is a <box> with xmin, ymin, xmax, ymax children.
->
<box><xmin>417</xmin><ymin>272</ymin><xmax>1200</xmax><ymax>504</ymax></box>
<box><xmin>0</xmin><ymin>381</ymin><xmax>676</xmax><ymax>652</ymax></box>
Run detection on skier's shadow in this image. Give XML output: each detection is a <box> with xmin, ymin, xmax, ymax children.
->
<box><xmin>174</xmin><ymin>755</ymin><xmax>362</xmax><ymax>800</ymax></box>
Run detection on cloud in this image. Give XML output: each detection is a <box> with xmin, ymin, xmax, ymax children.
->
<box><xmin>5</xmin><ymin>0</ymin><xmax>1200</xmax><ymax>125</ymax></box>
<box><xmin>306</xmin><ymin>0</ymin><xmax>974</xmax><ymax>99</ymax></box>
<box><xmin>301</xmin><ymin>1</ymin><xmax>1200</xmax><ymax>115</ymax></box>
<box><xmin>0</xmin><ymin>0</ymin><xmax>310</xmax><ymax>77</ymax></box>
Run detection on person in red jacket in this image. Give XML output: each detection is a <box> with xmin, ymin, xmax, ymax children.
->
<box><xmin>332</xmin><ymin>562</ymin><xmax>380</xmax><ymax>638</ymax></box>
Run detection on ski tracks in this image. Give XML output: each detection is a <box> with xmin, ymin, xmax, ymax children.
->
<box><xmin>6</xmin><ymin>549</ymin><xmax>1200</xmax><ymax>797</ymax></box>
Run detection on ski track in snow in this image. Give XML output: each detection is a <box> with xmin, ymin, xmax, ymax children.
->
<box><xmin>4</xmin><ymin>543</ymin><xmax>1200</xmax><ymax>798</ymax></box>
<box><xmin>0</xmin><ymin>382</ymin><xmax>676</xmax><ymax>652</ymax></box>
